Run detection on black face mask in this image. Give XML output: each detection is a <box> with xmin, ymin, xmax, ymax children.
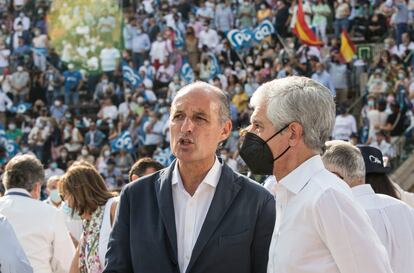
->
<box><xmin>240</xmin><ymin>124</ymin><xmax>290</xmax><ymax>175</ymax></box>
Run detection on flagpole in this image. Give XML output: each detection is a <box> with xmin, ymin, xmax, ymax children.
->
<box><xmin>274</xmin><ymin>31</ymin><xmax>292</xmax><ymax>57</ymax></box>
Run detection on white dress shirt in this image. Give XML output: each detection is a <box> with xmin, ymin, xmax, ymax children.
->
<box><xmin>0</xmin><ymin>188</ymin><xmax>75</xmax><ymax>273</ymax></box>
<box><xmin>172</xmin><ymin>157</ymin><xmax>222</xmax><ymax>273</ymax></box>
<box><xmin>352</xmin><ymin>184</ymin><xmax>414</xmax><ymax>273</ymax></box>
<box><xmin>267</xmin><ymin>155</ymin><xmax>393</xmax><ymax>273</ymax></box>
<box><xmin>0</xmin><ymin>214</ymin><xmax>33</xmax><ymax>273</ymax></box>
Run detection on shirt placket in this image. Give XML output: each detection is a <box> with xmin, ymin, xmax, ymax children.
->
<box><xmin>183</xmin><ymin>192</ymin><xmax>197</xmax><ymax>270</ymax></box>
<box><xmin>268</xmin><ymin>184</ymin><xmax>288</xmax><ymax>273</ymax></box>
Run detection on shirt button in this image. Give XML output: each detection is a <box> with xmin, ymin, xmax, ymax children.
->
<box><xmin>185</xmin><ymin>255</ymin><xmax>190</xmax><ymax>260</ymax></box>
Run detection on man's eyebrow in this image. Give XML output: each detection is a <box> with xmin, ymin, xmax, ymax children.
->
<box><xmin>193</xmin><ymin>111</ymin><xmax>208</xmax><ymax>117</ymax></box>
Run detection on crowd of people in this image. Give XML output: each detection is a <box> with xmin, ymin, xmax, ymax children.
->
<box><xmin>0</xmin><ymin>0</ymin><xmax>411</xmax><ymax>188</ymax></box>
<box><xmin>0</xmin><ymin>0</ymin><xmax>414</xmax><ymax>272</ymax></box>
<box><xmin>1</xmin><ymin>78</ymin><xmax>414</xmax><ymax>273</ymax></box>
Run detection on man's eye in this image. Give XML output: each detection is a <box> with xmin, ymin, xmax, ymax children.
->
<box><xmin>173</xmin><ymin>113</ymin><xmax>183</xmax><ymax>120</ymax></box>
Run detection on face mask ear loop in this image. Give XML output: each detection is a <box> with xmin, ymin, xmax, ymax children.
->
<box><xmin>272</xmin><ymin>146</ymin><xmax>291</xmax><ymax>162</ymax></box>
<box><xmin>265</xmin><ymin>124</ymin><xmax>289</xmax><ymax>143</ymax></box>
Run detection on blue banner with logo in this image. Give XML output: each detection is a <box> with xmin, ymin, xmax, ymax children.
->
<box><xmin>8</xmin><ymin>102</ymin><xmax>31</xmax><ymax>114</ymax></box>
<box><xmin>174</xmin><ymin>28</ymin><xmax>185</xmax><ymax>49</ymax></box>
<box><xmin>226</xmin><ymin>28</ymin><xmax>253</xmax><ymax>50</ymax></box>
<box><xmin>122</xmin><ymin>61</ymin><xmax>142</xmax><ymax>88</ymax></box>
<box><xmin>252</xmin><ymin>20</ymin><xmax>275</xmax><ymax>44</ymax></box>
<box><xmin>208</xmin><ymin>52</ymin><xmax>221</xmax><ymax>79</ymax></box>
<box><xmin>226</xmin><ymin>20</ymin><xmax>274</xmax><ymax>51</ymax></box>
<box><xmin>180</xmin><ymin>60</ymin><xmax>195</xmax><ymax>83</ymax></box>
<box><xmin>5</xmin><ymin>139</ymin><xmax>19</xmax><ymax>158</ymax></box>
<box><xmin>110</xmin><ymin>131</ymin><xmax>134</xmax><ymax>152</ymax></box>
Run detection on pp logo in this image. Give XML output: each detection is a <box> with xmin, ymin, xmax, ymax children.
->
<box><xmin>253</xmin><ymin>20</ymin><xmax>275</xmax><ymax>43</ymax></box>
<box><xmin>181</xmin><ymin>63</ymin><xmax>194</xmax><ymax>82</ymax></box>
<box><xmin>123</xmin><ymin>66</ymin><xmax>138</xmax><ymax>86</ymax></box>
<box><xmin>227</xmin><ymin>29</ymin><xmax>252</xmax><ymax>49</ymax></box>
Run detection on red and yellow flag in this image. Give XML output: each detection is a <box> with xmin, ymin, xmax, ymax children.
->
<box><xmin>340</xmin><ymin>30</ymin><xmax>356</xmax><ymax>63</ymax></box>
<box><xmin>292</xmin><ymin>0</ymin><xmax>324</xmax><ymax>46</ymax></box>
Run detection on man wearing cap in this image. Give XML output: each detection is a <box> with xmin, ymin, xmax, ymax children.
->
<box><xmin>242</xmin><ymin>76</ymin><xmax>392</xmax><ymax>273</ymax></box>
<box><xmin>323</xmin><ymin>141</ymin><xmax>414</xmax><ymax>273</ymax></box>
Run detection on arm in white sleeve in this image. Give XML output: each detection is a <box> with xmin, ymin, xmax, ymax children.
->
<box><xmin>51</xmin><ymin>211</ymin><xmax>76</xmax><ymax>273</ymax></box>
<box><xmin>314</xmin><ymin>188</ymin><xmax>393</xmax><ymax>273</ymax></box>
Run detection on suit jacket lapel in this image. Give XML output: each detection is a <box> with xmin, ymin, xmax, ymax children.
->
<box><xmin>156</xmin><ymin>161</ymin><xmax>178</xmax><ymax>264</ymax></box>
<box><xmin>185</xmin><ymin>164</ymin><xmax>242</xmax><ymax>273</ymax></box>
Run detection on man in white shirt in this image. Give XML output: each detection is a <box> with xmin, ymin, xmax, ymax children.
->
<box><xmin>198</xmin><ymin>21</ymin><xmax>219</xmax><ymax>51</ymax></box>
<box><xmin>104</xmin><ymin>82</ymin><xmax>275</xmax><ymax>273</ymax></box>
<box><xmin>0</xmin><ymin>154</ymin><xmax>75</xmax><ymax>273</ymax></box>
<box><xmin>332</xmin><ymin>105</ymin><xmax>357</xmax><ymax>141</ymax></box>
<box><xmin>240</xmin><ymin>76</ymin><xmax>393</xmax><ymax>273</ymax></box>
<box><xmin>99</xmin><ymin>43</ymin><xmax>120</xmax><ymax>80</ymax></box>
<box><xmin>0</xmin><ymin>214</ymin><xmax>33</xmax><ymax>273</ymax></box>
<box><xmin>322</xmin><ymin>141</ymin><xmax>414</xmax><ymax>273</ymax></box>
<box><xmin>371</xmin><ymin>130</ymin><xmax>395</xmax><ymax>158</ymax></box>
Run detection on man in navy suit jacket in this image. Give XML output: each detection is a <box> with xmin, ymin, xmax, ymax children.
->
<box><xmin>104</xmin><ymin>82</ymin><xmax>275</xmax><ymax>273</ymax></box>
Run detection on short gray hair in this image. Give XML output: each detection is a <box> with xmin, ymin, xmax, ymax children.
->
<box><xmin>174</xmin><ymin>81</ymin><xmax>230</xmax><ymax>124</ymax></box>
<box><xmin>322</xmin><ymin>140</ymin><xmax>366</xmax><ymax>181</ymax></box>
<box><xmin>2</xmin><ymin>154</ymin><xmax>45</xmax><ymax>191</ymax></box>
<box><xmin>250</xmin><ymin>76</ymin><xmax>335</xmax><ymax>153</ymax></box>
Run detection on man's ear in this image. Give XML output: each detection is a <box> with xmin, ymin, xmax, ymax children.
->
<box><xmin>287</xmin><ymin>122</ymin><xmax>303</xmax><ymax>147</ymax></box>
<box><xmin>131</xmin><ymin>174</ymin><xmax>139</xmax><ymax>182</ymax></box>
<box><xmin>30</xmin><ymin>182</ymin><xmax>42</xmax><ymax>200</ymax></box>
<box><xmin>220</xmin><ymin>119</ymin><xmax>232</xmax><ymax>142</ymax></box>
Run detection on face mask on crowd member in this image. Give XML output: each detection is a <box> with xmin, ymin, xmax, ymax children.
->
<box><xmin>49</xmin><ymin>189</ymin><xmax>61</xmax><ymax>204</ymax></box>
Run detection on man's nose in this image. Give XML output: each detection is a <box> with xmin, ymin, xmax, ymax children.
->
<box><xmin>181</xmin><ymin>117</ymin><xmax>194</xmax><ymax>133</ymax></box>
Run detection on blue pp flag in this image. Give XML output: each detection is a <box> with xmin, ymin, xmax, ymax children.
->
<box><xmin>180</xmin><ymin>61</ymin><xmax>195</xmax><ymax>83</ymax></box>
<box><xmin>208</xmin><ymin>52</ymin><xmax>221</xmax><ymax>80</ymax></box>
<box><xmin>252</xmin><ymin>20</ymin><xmax>274</xmax><ymax>44</ymax></box>
<box><xmin>226</xmin><ymin>28</ymin><xmax>252</xmax><ymax>50</ymax></box>
<box><xmin>8</xmin><ymin>102</ymin><xmax>31</xmax><ymax>114</ymax></box>
<box><xmin>122</xmin><ymin>62</ymin><xmax>143</xmax><ymax>88</ymax></box>
<box><xmin>5</xmin><ymin>139</ymin><xmax>19</xmax><ymax>158</ymax></box>
<box><xmin>110</xmin><ymin>131</ymin><xmax>134</xmax><ymax>152</ymax></box>
<box><xmin>174</xmin><ymin>28</ymin><xmax>185</xmax><ymax>49</ymax></box>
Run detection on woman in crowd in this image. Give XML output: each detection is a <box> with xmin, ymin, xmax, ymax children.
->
<box><xmin>59</xmin><ymin>161</ymin><xmax>118</xmax><ymax>273</ymax></box>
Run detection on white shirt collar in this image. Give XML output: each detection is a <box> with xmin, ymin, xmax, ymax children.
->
<box><xmin>172</xmin><ymin>157</ymin><xmax>222</xmax><ymax>190</ymax></box>
<box><xmin>5</xmin><ymin>188</ymin><xmax>31</xmax><ymax>196</ymax></box>
<box><xmin>351</xmin><ymin>184</ymin><xmax>375</xmax><ymax>197</ymax></box>
<box><xmin>279</xmin><ymin>155</ymin><xmax>325</xmax><ymax>195</ymax></box>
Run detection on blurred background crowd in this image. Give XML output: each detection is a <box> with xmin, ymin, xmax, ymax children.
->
<box><xmin>0</xmin><ymin>0</ymin><xmax>412</xmax><ymax>194</ymax></box>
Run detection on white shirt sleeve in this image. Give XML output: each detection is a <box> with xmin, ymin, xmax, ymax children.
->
<box><xmin>314</xmin><ymin>188</ymin><xmax>393</xmax><ymax>273</ymax></box>
<box><xmin>50</xmin><ymin>211</ymin><xmax>75</xmax><ymax>273</ymax></box>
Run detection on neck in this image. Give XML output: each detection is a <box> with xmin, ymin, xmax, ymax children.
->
<box><xmin>273</xmin><ymin>147</ymin><xmax>317</xmax><ymax>182</ymax></box>
<box><xmin>350</xmin><ymin>179</ymin><xmax>365</xmax><ymax>188</ymax></box>
<box><xmin>177</xmin><ymin>157</ymin><xmax>215</xmax><ymax>196</ymax></box>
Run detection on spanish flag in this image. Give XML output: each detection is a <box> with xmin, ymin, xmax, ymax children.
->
<box><xmin>340</xmin><ymin>30</ymin><xmax>356</xmax><ymax>63</ymax></box>
<box><xmin>292</xmin><ymin>0</ymin><xmax>324</xmax><ymax>46</ymax></box>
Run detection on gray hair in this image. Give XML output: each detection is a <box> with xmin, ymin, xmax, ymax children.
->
<box><xmin>322</xmin><ymin>140</ymin><xmax>366</xmax><ymax>182</ymax></box>
<box><xmin>250</xmin><ymin>76</ymin><xmax>335</xmax><ymax>152</ymax></box>
<box><xmin>173</xmin><ymin>81</ymin><xmax>231</xmax><ymax>124</ymax></box>
<box><xmin>2</xmin><ymin>154</ymin><xmax>45</xmax><ymax>191</ymax></box>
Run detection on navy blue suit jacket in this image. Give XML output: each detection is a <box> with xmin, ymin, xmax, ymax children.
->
<box><xmin>104</xmin><ymin>160</ymin><xmax>275</xmax><ymax>273</ymax></box>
